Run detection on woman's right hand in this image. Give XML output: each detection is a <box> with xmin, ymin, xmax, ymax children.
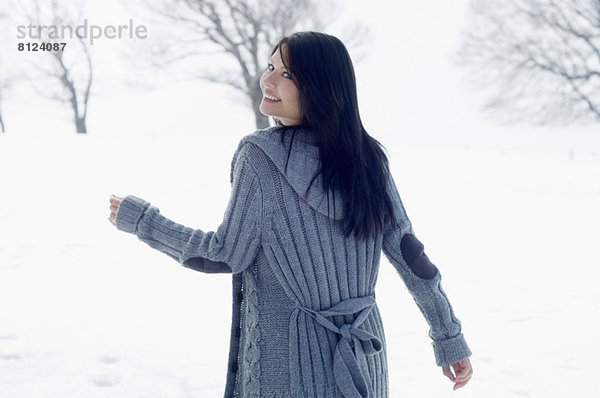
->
<box><xmin>442</xmin><ymin>357</ymin><xmax>473</xmax><ymax>390</ymax></box>
<box><xmin>108</xmin><ymin>194</ymin><xmax>124</xmax><ymax>227</ymax></box>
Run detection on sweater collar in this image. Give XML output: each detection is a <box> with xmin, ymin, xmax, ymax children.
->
<box><xmin>234</xmin><ymin>125</ymin><xmax>345</xmax><ymax>220</ymax></box>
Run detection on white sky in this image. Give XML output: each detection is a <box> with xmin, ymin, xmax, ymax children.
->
<box><xmin>3</xmin><ymin>0</ymin><xmax>598</xmax><ymax>157</ymax></box>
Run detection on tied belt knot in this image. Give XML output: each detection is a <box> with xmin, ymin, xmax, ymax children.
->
<box><xmin>292</xmin><ymin>294</ymin><xmax>382</xmax><ymax>398</ymax></box>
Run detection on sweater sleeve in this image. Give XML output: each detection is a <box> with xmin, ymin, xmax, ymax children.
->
<box><xmin>114</xmin><ymin>144</ymin><xmax>263</xmax><ymax>275</ymax></box>
<box><xmin>381</xmin><ymin>171</ymin><xmax>472</xmax><ymax>367</ymax></box>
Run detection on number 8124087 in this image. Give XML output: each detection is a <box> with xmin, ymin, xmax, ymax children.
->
<box><xmin>18</xmin><ymin>42</ymin><xmax>66</xmax><ymax>51</ymax></box>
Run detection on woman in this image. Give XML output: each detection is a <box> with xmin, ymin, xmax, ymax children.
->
<box><xmin>109</xmin><ymin>31</ymin><xmax>472</xmax><ymax>397</ymax></box>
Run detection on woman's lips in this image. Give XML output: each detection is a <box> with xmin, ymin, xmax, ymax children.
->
<box><xmin>264</xmin><ymin>96</ymin><xmax>281</xmax><ymax>103</ymax></box>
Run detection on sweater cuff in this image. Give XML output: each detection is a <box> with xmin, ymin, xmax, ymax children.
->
<box><xmin>115</xmin><ymin>195</ymin><xmax>151</xmax><ymax>234</ymax></box>
<box><xmin>432</xmin><ymin>333</ymin><xmax>472</xmax><ymax>366</ymax></box>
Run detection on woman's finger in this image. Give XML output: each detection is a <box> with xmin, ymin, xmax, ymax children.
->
<box><xmin>453</xmin><ymin>359</ymin><xmax>473</xmax><ymax>383</ymax></box>
<box><xmin>442</xmin><ymin>365</ymin><xmax>455</xmax><ymax>381</ymax></box>
<box><xmin>109</xmin><ymin>195</ymin><xmax>122</xmax><ymax>227</ymax></box>
<box><xmin>453</xmin><ymin>379</ymin><xmax>470</xmax><ymax>390</ymax></box>
<box><xmin>455</xmin><ymin>371</ymin><xmax>472</xmax><ymax>384</ymax></box>
<box><xmin>455</xmin><ymin>366</ymin><xmax>473</xmax><ymax>383</ymax></box>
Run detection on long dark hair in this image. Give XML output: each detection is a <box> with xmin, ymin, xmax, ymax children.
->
<box><xmin>269</xmin><ymin>31</ymin><xmax>398</xmax><ymax>240</ymax></box>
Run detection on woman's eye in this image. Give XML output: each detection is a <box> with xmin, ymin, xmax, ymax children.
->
<box><xmin>266</xmin><ymin>63</ymin><xmax>292</xmax><ymax>79</ymax></box>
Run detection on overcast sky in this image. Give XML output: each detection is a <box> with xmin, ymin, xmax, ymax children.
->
<box><xmin>4</xmin><ymin>0</ymin><xmax>599</xmax><ymax>156</ymax></box>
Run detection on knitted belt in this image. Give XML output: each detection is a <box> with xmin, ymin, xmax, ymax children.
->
<box><xmin>290</xmin><ymin>295</ymin><xmax>382</xmax><ymax>398</ymax></box>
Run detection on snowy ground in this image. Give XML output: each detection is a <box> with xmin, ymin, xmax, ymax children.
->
<box><xmin>0</xmin><ymin>132</ymin><xmax>599</xmax><ymax>397</ymax></box>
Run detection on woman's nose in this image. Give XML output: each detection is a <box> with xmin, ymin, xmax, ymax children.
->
<box><xmin>262</xmin><ymin>74</ymin><xmax>276</xmax><ymax>88</ymax></box>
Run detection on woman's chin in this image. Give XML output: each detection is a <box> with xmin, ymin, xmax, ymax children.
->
<box><xmin>258</xmin><ymin>106</ymin><xmax>274</xmax><ymax>118</ymax></box>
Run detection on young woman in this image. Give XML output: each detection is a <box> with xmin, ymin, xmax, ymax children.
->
<box><xmin>109</xmin><ymin>31</ymin><xmax>473</xmax><ymax>397</ymax></box>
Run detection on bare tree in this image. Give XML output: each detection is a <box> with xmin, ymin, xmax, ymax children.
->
<box><xmin>17</xmin><ymin>0</ymin><xmax>93</xmax><ymax>133</ymax></box>
<box><xmin>0</xmin><ymin>6</ymin><xmax>17</xmax><ymax>133</ymax></box>
<box><xmin>127</xmin><ymin>0</ymin><xmax>371</xmax><ymax>129</ymax></box>
<box><xmin>0</xmin><ymin>71</ymin><xmax>16</xmax><ymax>133</ymax></box>
<box><xmin>455</xmin><ymin>0</ymin><xmax>600</xmax><ymax>126</ymax></box>
<box><xmin>0</xmin><ymin>71</ymin><xmax>7</xmax><ymax>134</ymax></box>
<box><xmin>0</xmin><ymin>101</ymin><xmax>4</xmax><ymax>132</ymax></box>
<box><xmin>0</xmin><ymin>85</ymin><xmax>6</xmax><ymax>132</ymax></box>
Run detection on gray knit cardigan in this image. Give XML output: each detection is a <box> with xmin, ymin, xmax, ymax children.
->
<box><xmin>115</xmin><ymin>125</ymin><xmax>472</xmax><ymax>397</ymax></box>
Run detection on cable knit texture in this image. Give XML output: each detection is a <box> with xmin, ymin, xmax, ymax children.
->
<box><xmin>241</xmin><ymin>263</ymin><xmax>261</xmax><ymax>395</ymax></box>
<box><xmin>115</xmin><ymin>125</ymin><xmax>472</xmax><ymax>397</ymax></box>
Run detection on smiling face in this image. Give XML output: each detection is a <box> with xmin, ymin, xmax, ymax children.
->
<box><xmin>259</xmin><ymin>45</ymin><xmax>302</xmax><ymax>126</ymax></box>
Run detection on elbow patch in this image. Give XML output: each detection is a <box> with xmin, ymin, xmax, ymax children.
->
<box><xmin>400</xmin><ymin>234</ymin><xmax>439</xmax><ymax>279</ymax></box>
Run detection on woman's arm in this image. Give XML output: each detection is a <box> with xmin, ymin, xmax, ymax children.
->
<box><xmin>381</xmin><ymin>171</ymin><xmax>472</xmax><ymax>367</ymax></box>
<box><xmin>111</xmin><ymin>143</ymin><xmax>263</xmax><ymax>275</ymax></box>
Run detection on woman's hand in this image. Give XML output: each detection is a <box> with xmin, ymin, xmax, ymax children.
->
<box><xmin>442</xmin><ymin>357</ymin><xmax>472</xmax><ymax>390</ymax></box>
<box><xmin>108</xmin><ymin>194</ymin><xmax>123</xmax><ymax>226</ymax></box>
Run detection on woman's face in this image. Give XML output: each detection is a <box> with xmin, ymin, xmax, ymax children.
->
<box><xmin>259</xmin><ymin>46</ymin><xmax>302</xmax><ymax>126</ymax></box>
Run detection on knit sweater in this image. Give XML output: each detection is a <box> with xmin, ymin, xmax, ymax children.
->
<box><xmin>115</xmin><ymin>125</ymin><xmax>472</xmax><ymax>398</ymax></box>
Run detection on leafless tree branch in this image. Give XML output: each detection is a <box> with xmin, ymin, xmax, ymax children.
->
<box><xmin>15</xmin><ymin>0</ymin><xmax>94</xmax><ymax>133</ymax></box>
<box><xmin>456</xmin><ymin>0</ymin><xmax>600</xmax><ymax>126</ymax></box>
<box><xmin>123</xmin><ymin>0</ymin><xmax>372</xmax><ymax>129</ymax></box>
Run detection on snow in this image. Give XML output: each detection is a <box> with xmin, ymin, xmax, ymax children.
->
<box><xmin>2</xmin><ymin>0</ymin><xmax>600</xmax><ymax>395</ymax></box>
<box><xmin>1</xmin><ymin>132</ymin><xmax>598</xmax><ymax>397</ymax></box>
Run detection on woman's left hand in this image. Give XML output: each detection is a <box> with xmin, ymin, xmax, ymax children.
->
<box><xmin>108</xmin><ymin>194</ymin><xmax>124</xmax><ymax>226</ymax></box>
<box><xmin>442</xmin><ymin>357</ymin><xmax>473</xmax><ymax>390</ymax></box>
